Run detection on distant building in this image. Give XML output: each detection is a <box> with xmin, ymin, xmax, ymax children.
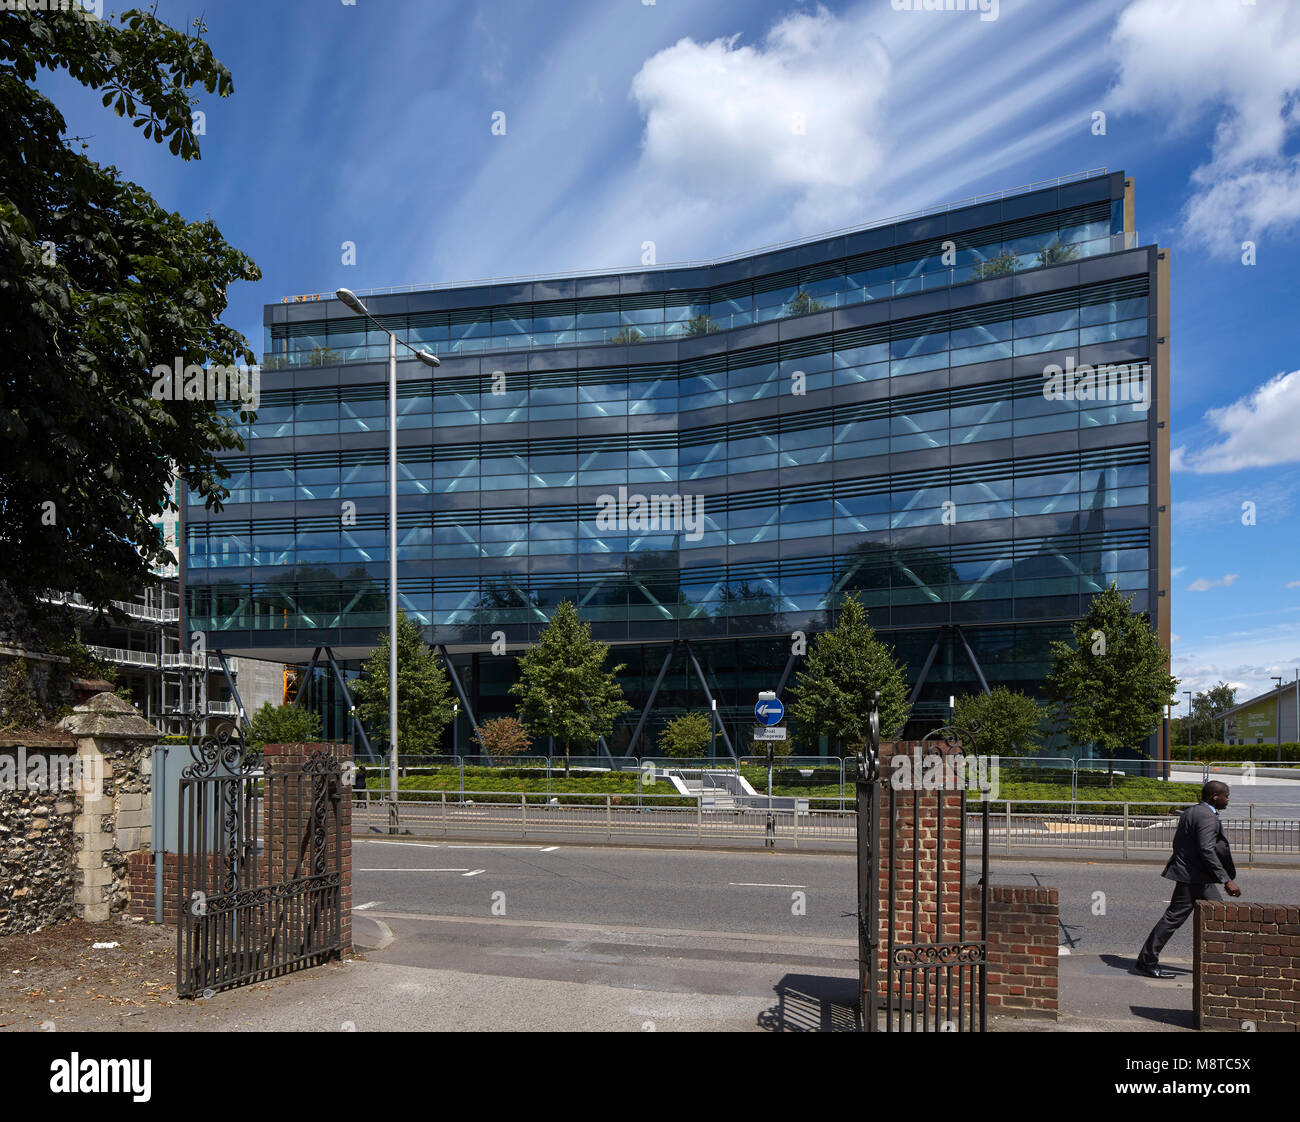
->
<box><xmin>1220</xmin><ymin>679</ymin><xmax>1300</xmax><ymax>747</ymax></box>
<box><xmin>19</xmin><ymin>478</ymin><xmax>284</xmax><ymax>734</ymax></box>
<box><xmin>183</xmin><ymin>169</ymin><xmax>1172</xmax><ymax>759</ymax></box>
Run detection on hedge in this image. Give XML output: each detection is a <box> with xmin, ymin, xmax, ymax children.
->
<box><xmin>1181</xmin><ymin>743</ymin><xmax>1300</xmax><ymax>764</ymax></box>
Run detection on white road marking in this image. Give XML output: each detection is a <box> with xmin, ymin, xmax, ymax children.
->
<box><xmin>462</xmin><ymin>869</ymin><xmax>486</xmax><ymax>877</ymax></box>
<box><xmin>729</xmin><ymin>882</ymin><xmax>807</xmax><ymax>889</ymax></box>
<box><xmin>353</xmin><ymin>901</ymin><xmax>381</xmax><ymax>911</ymax></box>
<box><xmin>540</xmin><ymin>846</ymin><xmax>559</xmax><ymax>852</ymax></box>
<box><xmin>354</xmin><ymin>916</ymin><xmax>394</xmax><ymax>952</ymax></box>
<box><xmin>356</xmin><ymin>840</ymin><xmax>551</xmax><ymax>851</ymax></box>
<box><xmin>361</xmin><ymin>910</ymin><xmax>857</xmax><ymax>949</ymax></box>
<box><xmin>444</xmin><ymin>844</ymin><xmax>551</xmax><ymax>850</ymax></box>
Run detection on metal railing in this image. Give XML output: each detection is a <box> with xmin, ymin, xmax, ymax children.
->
<box><xmin>269</xmin><ymin>231</ymin><xmax>1140</xmax><ymax>368</ymax></box>
<box><xmin>286</xmin><ymin>169</ymin><xmax>1109</xmax><ymax>302</ymax></box>
<box><xmin>359</xmin><ymin>754</ymin><xmax>846</xmax><ymax>803</ymax></box>
<box><xmin>40</xmin><ymin>591</ymin><xmax>179</xmax><ymax>624</ymax></box>
<box><xmin>83</xmin><ymin>645</ymin><xmax>222</xmax><ymax>671</ymax></box>
<box><xmin>349</xmin><ymin>789</ymin><xmax>1300</xmax><ymax>857</ymax></box>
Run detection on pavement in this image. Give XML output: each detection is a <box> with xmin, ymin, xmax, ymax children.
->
<box><xmin>3</xmin><ymin>842</ymin><xmax>1294</xmax><ymax>1032</ymax></box>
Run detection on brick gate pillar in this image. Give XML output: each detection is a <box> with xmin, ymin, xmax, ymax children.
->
<box><xmin>262</xmin><ymin>741</ymin><xmax>353</xmax><ymax>955</ymax></box>
<box><xmin>865</xmin><ymin>740</ymin><xmax>1058</xmax><ymax>1021</ymax></box>
<box><xmin>872</xmin><ymin>741</ymin><xmax>969</xmax><ymax>988</ymax></box>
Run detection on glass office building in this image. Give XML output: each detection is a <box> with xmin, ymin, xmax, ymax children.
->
<box><xmin>182</xmin><ymin>169</ymin><xmax>1172</xmax><ymax>758</ymax></box>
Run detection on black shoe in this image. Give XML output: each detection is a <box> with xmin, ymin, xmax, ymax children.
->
<box><xmin>1136</xmin><ymin>962</ymin><xmax>1176</xmax><ymax>979</ymax></box>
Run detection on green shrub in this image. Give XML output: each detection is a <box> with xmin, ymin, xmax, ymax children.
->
<box><xmin>1181</xmin><ymin>743</ymin><xmax>1300</xmax><ymax>763</ymax></box>
<box><xmin>246</xmin><ymin>702</ymin><xmax>321</xmax><ymax>756</ymax></box>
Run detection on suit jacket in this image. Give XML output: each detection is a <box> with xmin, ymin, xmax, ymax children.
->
<box><xmin>1162</xmin><ymin>801</ymin><xmax>1236</xmax><ymax>884</ymax></box>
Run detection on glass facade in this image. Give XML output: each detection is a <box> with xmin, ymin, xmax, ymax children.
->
<box><xmin>184</xmin><ymin>171</ymin><xmax>1165</xmax><ymax>749</ymax></box>
<box><xmin>265</xmin><ymin>202</ymin><xmax>1127</xmax><ymax>365</ymax></box>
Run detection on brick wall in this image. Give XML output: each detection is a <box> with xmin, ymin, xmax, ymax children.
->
<box><xmin>1194</xmin><ymin>902</ymin><xmax>1300</xmax><ymax>1031</ymax></box>
<box><xmin>127</xmin><ymin>851</ymin><xmax>219</xmax><ymax>922</ymax></box>
<box><xmin>865</xmin><ymin>740</ymin><xmax>1058</xmax><ymax>1022</ymax></box>
<box><xmin>130</xmin><ymin>742</ymin><xmax>353</xmax><ymax>958</ymax></box>
<box><xmin>262</xmin><ymin>742</ymin><xmax>352</xmax><ymax>955</ymax></box>
<box><xmin>982</xmin><ymin>885</ymin><xmax>1059</xmax><ymax>1017</ymax></box>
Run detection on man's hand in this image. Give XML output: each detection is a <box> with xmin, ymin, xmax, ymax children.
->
<box><xmin>1224</xmin><ymin>880</ymin><xmax>1242</xmax><ymax>897</ymax></box>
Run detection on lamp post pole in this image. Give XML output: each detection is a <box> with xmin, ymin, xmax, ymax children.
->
<box><xmin>334</xmin><ymin>289</ymin><xmax>440</xmax><ymax>834</ymax></box>
<box><xmin>388</xmin><ymin>330</ymin><xmax>398</xmax><ymax>825</ymax></box>
<box><xmin>1184</xmin><ymin>689</ymin><xmax>1193</xmax><ymax>763</ymax></box>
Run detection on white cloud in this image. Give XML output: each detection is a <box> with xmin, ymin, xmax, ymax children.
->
<box><xmin>1108</xmin><ymin>0</ymin><xmax>1300</xmax><ymax>257</ymax></box>
<box><xmin>1171</xmin><ymin>608</ymin><xmax>1300</xmax><ymax>698</ymax></box>
<box><xmin>629</xmin><ymin>5</ymin><xmax>891</xmax><ymax>227</ymax></box>
<box><xmin>1171</xmin><ymin>566</ymin><xmax>1186</xmax><ymax>577</ymax></box>
<box><xmin>1187</xmin><ymin>573</ymin><xmax>1239</xmax><ymax>592</ymax></box>
<box><xmin>1174</xmin><ymin>369</ymin><xmax>1300</xmax><ymax>472</ymax></box>
<box><xmin>1288</xmin><ymin>581</ymin><xmax>1300</xmax><ymax>589</ymax></box>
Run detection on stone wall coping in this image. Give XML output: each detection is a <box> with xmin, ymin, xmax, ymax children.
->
<box><xmin>58</xmin><ymin>691</ymin><xmax>159</xmax><ymax>739</ymax></box>
<box><xmin>0</xmin><ymin>734</ymin><xmax>76</xmax><ymax>749</ymax></box>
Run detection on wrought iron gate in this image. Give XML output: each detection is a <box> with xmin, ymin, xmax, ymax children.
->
<box><xmin>855</xmin><ymin>708</ymin><xmax>990</xmax><ymax>1031</ymax></box>
<box><xmin>176</xmin><ymin>734</ymin><xmax>344</xmax><ymax>998</ymax></box>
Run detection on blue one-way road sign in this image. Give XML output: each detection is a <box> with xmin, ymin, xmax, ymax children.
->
<box><xmin>755</xmin><ymin>697</ymin><xmax>784</xmax><ymax>726</ymax></box>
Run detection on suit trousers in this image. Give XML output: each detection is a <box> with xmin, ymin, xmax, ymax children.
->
<box><xmin>1137</xmin><ymin>880</ymin><xmax>1223</xmax><ymax>967</ymax></box>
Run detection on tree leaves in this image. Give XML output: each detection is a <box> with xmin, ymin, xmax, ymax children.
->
<box><xmin>953</xmin><ymin>687</ymin><xmax>1043</xmax><ymax>757</ymax></box>
<box><xmin>1045</xmin><ymin>583</ymin><xmax>1177</xmax><ymax>757</ymax></box>
<box><xmin>0</xmin><ymin>10</ymin><xmax>257</xmax><ymax>609</ymax></box>
<box><xmin>787</xmin><ymin>591</ymin><xmax>912</xmax><ymax>752</ymax></box>
<box><xmin>350</xmin><ymin>612</ymin><xmax>455</xmax><ymax>755</ymax></box>
<box><xmin>509</xmin><ymin>602</ymin><xmax>631</xmax><ymax>760</ymax></box>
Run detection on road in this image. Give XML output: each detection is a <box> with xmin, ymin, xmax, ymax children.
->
<box><xmin>1165</xmin><ymin>768</ymin><xmax>1300</xmax><ymax>815</ymax></box>
<box><xmin>353</xmin><ymin>840</ymin><xmax>1300</xmax><ymax>952</ymax></box>
<box><xmin>349</xmin><ymin>840</ymin><xmax>1300</xmax><ymax>1030</ymax></box>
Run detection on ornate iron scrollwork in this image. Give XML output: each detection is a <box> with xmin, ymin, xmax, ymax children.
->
<box><xmin>920</xmin><ymin>719</ymin><xmax>982</xmax><ymax>752</ymax></box>
<box><xmin>893</xmin><ymin>942</ymin><xmax>986</xmax><ymax>967</ymax></box>
<box><xmin>180</xmin><ymin>727</ymin><xmax>253</xmax><ymax>779</ymax></box>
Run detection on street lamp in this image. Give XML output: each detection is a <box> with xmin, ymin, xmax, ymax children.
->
<box><xmin>334</xmin><ymin>289</ymin><xmax>440</xmax><ymax>828</ymax></box>
<box><xmin>1184</xmin><ymin>689</ymin><xmax>1193</xmax><ymax>762</ymax></box>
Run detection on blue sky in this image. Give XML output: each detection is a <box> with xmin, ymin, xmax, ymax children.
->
<box><xmin>38</xmin><ymin>0</ymin><xmax>1300</xmax><ymax>705</ymax></box>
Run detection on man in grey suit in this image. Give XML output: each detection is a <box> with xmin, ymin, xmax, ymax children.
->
<box><xmin>1136</xmin><ymin>780</ymin><xmax>1241</xmax><ymax>978</ymax></box>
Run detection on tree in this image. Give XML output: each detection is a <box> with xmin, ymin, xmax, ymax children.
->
<box><xmin>609</xmin><ymin>327</ymin><xmax>644</xmax><ymax>344</ymax></box>
<box><xmin>787</xmin><ymin>291</ymin><xmax>827</xmax><ymax>316</ymax></box>
<box><xmin>472</xmin><ymin>715</ymin><xmax>533</xmax><ymax>757</ymax></box>
<box><xmin>970</xmin><ymin>249</ymin><xmax>1019</xmax><ymax>278</ymax></box>
<box><xmin>509</xmin><ymin>601</ymin><xmax>631</xmax><ymax>776</ymax></box>
<box><xmin>658</xmin><ymin>712</ymin><xmax>713</xmax><ymax>759</ymax></box>
<box><xmin>1045</xmin><ymin>583</ymin><xmax>1177</xmax><ymax>777</ymax></box>
<box><xmin>350</xmin><ymin>611</ymin><xmax>455</xmax><ymax>755</ymax></box>
<box><xmin>245</xmin><ymin>702</ymin><xmax>321</xmax><ymax>757</ymax></box>
<box><xmin>953</xmin><ymin>687</ymin><xmax>1043</xmax><ymax>757</ymax></box>
<box><xmin>787</xmin><ymin>591</ymin><xmax>911</xmax><ymax>754</ymax></box>
<box><xmin>1171</xmin><ymin>681</ymin><xmax>1237</xmax><ymax>746</ymax></box>
<box><xmin>0</xmin><ymin>10</ymin><xmax>260</xmax><ymax>610</ymax></box>
<box><xmin>682</xmin><ymin>313</ymin><xmax>718</xmax><ymax>337</ymax></box>
<box><xmin>1036</xmin><ymin>240</ymin><xmax>1079</xmax><ymax>267</ymax></box>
